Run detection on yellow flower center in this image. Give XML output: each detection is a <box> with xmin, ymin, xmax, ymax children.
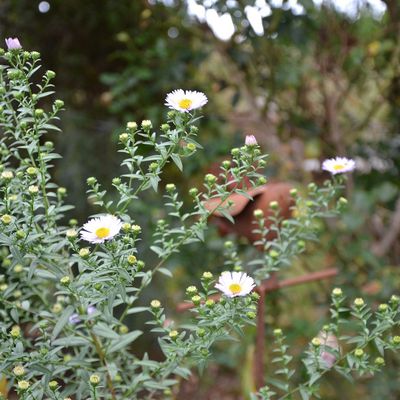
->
<box><xmin>333</xmin><ymin>164</ymin><xmax>345</xmax><ymax>171</ymax></box>
<box><xmin>95</xmin><ymin>227</ymin><xmax>110</xmax><ymax>239</ymax></box>
<box><xmin>178</xmin><ymin>98</ymin><xmax>193</xmax><ymax>110</ymax></box>
<box><xmin>229</xmin><ymin>283</ymin><xmax>242</xmax><ymax>294</ymax></box>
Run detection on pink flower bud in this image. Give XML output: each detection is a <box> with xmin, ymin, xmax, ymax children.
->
<box><xmin>245</xmin><ymin>135</ymin><xmax>258</xmax><ymax>146</ymax></box>
<box><xmin>5</xmin><ymin>38</ymin><xmax>22</xmax><ymax>50</ymax></box>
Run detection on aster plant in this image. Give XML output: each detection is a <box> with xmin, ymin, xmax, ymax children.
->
<box><xmin>0</xmin><ymin>41</ymin><xmax>398</xmax><ymax>400</ymax></box>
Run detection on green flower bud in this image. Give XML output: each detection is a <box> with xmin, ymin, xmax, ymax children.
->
<box><xmin>1</xmin><ymin>214</ymin><xmax>12</xmax><ymax>224</ymax></box>
<box><xmin>89</xmin><ymin>374</ymin><xmax>100</xmax><ymax>386</ymax></box>
<box><xmin>338</xmin><ymin>197</ymin><xmax>348</xmax><ymax>207</ymax></box>
<box><xmin>311</xmin><ymin>337</ymin><xmax>321</xmax><ymax>347</ymax></box>
<box><xmin>112</xmin><ymin>177</ymin><xmax>121</xmax><ymax>185</ymax></box>
<box><xmin>119</xmin><ymin>325</ymin><xmax>129</xmax><ymax>334</ymax></box>
<box><xmin>137</xmin><ymin>260</ymin><xmax>145</xmax><ymax>271</ymax></box>
<box><xmin>60</xmin><ymin>276</ymin><xmax>70</xmax><ymax>286</ymax></box>
<box><xmin>205</xmin><ymin>299</ymin><xmax>215</xmax><ymax>308</ymax></box>
<box><xmin>290</xmin><ymin>188</ymin><xmax>298</xmax><ymax>197</ymax></box>
<box><xmin>269</xmin><ymin>250</ymin><xmax>279</xmax><ymax>259</ymax></box>
<box><xmin>186</xmin><ymin>286</ymin><xmax>197</xmax><ymax>295</ymax></box>
<box><xmin>297</xmin><ymin>240</ymin><xmax>306</xmax><ymax>249</ymax></box>
<box><xmin>224</xmin><ymin>241</ymin><xmax>234</xmax><ymax>249</ymax></box>
<box><xmin>14</xmin><ymin>264</ymin><xmax>23</xmax><ymax>273</ymax></box>
<box><xmin>197</xmin><ymin>328</ymin><xmax>206</xmax><ymax>337</ymax></box>
<box><xmin>354</xmin><ymin>348</ymin><xmax>364</xmax><ymax>357</ymax></box>
<box><xmin>16</xmin><ymin>230</ymin><xmax>26</xmax><ymax>239</ymax></box>
<box><xmin>202</xmin><ymin>271</ymin><xmax>213</xmax><ymax>280</ymax></box>
<box><xmin>57</xmin><ymin>187</ymin><xmax>67</xmax><ymax>196</ymax></box>
<box><xmin>121</xmin><ymin>223</ymin><xmax>131</xmax><ymax>232</ymax></box>
<box><xmin>161</xmin><ymin>123</ymin><xmax>170</xmax><ymax>132</ymax></box>
<box><xmin>46</xmin><ymin>70</ymin><xmax>56</xmax><ymax>79</ymax></box>
<box><xmin>79</xmin><ymin>248</ymin><xmax>90</xmax><ymax>258</ymax></box>
<box><xmin>10</xmin><ymin>325</ymin><xmax>21</xmax><ymax>338</ymax></box>
<box><xmin>44</xmin><ymin>141</ymin><xmax>54</xmax><ymax>149</ymax></box>
<box><xmin>222</xmin><ymin>160</ymin><xmax>231</xmax><ymax>169</ymax></box>
<box><xmin>34</xmin><ymin>108</ymin><xmax>44</xmax><ymax>118</ymax></box>
<box><xmin>127</xmin><ymin>255</ymin><xmax>137</xmax><ymax>265</ymax></box>
<box><xmin>273</xmin><ymin>328</ymin><xmax>283</xmax><ymax>337</ymax></box>
<box><xmin>231</xmin><ymin>148</ymin><xmax>240</xmax><ymax>157</ymax></box>
<box><xmin>69</xmin><ymin>218</ymin><xmax>78</xmax><ymax>226</ymax></box>
<box><xmin>165</xmin><ymin>183</ymin><xmax>176</xmax><ymax>192</ymax></box>
<box><xmin>392</xmin><ymin>336</ymin><xmax>400</xmax><ymax>345</ymax></box>
<box><xmin>253</xmin><ymin>209</ymin><xmax>264</xmax><ymax>219</ymax></box>
<box><xmin>308</xmin><ymin>182</ymin><xmax>317</xmax><ymax>191</ymax></box>
<box><xmin>94</xmin><ymin>283</ymin><xmax>102</xmax><ymax>290</ymax></box>
<box><xmin>66</xmin><ymin>229</ymin><xmax>77</xmax><ymax>239</ymax></box>
<box><xmin>54</xmin><ymin>99</ymin><xmax>64</xmax><ymax>109</ymax></box>
<box><xmin>390</xmin><ymin>295</ymin><xmax>399</xmax><ymax>305</ymax></box>
<box><xmin>205</xmin><ymin>173</ymin><xmax>217</xmax><ymax>185</ymax></box>
<box><xmin>269</xmin><ymin>201</ymin><xmax>279</xmax><ymax>210</ymax></box>
<box><xmin>375</xmin><ymin>357</ymin><xmax>385</xmax><ymax>366</ymax></box>
<box><xmin>257</xmin><ymin>176</ymin><xmax>267</xmax><ymax>185</ymax></box>
<box><xmin>0</xmin><ymin>283</ymin><xmax>8</xmax><ymax>292</ymax></box>
<box><xmin>189</xmin><ymin>187</ymin><xmax>198</xmax><ymax>197</ymax></box>
<box><xmin>26</xmin><ymin>166</ymin><xmax>37</xmax><ymax>175</ymax></box>
<box><xmin>149</xmin><ymin>162</ymin><xmax>158</xmax><ymax>172</ymax></box>
<box><xmin>191</xmin><ymin>295</ymin><xmax>201</xmax><ymax>306</ymax></box>
<box><xmin>378</xmin><ymin>303</ymin><xmax>388</xmax><ymax>312</ymax></box>
<box><xmin>251</xmin><ymin>292</ymin><xmax>260</xmax><ymax>301</ymax></box>
<box><xmin>86</xmin><ymin>176</ymin><xmax>97</xmax><ymax>186</ymax></box>
<box><xmin>354</xmin><ymin>298</ymin><xmax>364</xmax><ymax>308</ymax></box>
<box><xmin>247</xmin><ymin>311</ymin><xmax>256</xmax><ymax>319</ymax></box>
<box><xmin>190</xmin><ymin>125</ymin><xmax>198</xmax><ymax>134</ymax></box>
<box><xmin>48</xmin><ymin>380</ymin><xmax>58</xmax><ymax>391</ymax></box>
<box><xmin>186</xmin><ymin>142</ymin><xmax>196</xmax><ymax>152</ymax></box>
<box><xmin>52</xmin><ymin>303</ymin><xmax>63</xmax><ymax>313</ymax></box>
<box><xmin>169</xmin><ymin>330</ymin><xmax>178</xmax><ymax>340</ymax></box>
<box><xmin>332</xmin><ymin>288</ymin><xmax>343</xmax><ymax>297</ymax></box>
<box><xmin>131</xmin><ymin>225</ymin><xmax>141</xmax><ymax>235</ymax></box>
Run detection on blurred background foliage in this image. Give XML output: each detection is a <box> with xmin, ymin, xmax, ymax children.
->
<box><xmin>1</xmin><ymin>0</ymin><xmax>400</xmax><ymax>398</ymax></box>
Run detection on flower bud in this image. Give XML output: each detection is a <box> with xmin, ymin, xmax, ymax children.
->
<box><xmin>28</xmin><ymin>185</ymin><xmax>39</xmax><ymax>195</ymax></box>
<box><xmin>375</xmin><ymin>357</ymin><xmax>385</xmax><ymax>366</ymax></box>
<box><xmin>205</xmin><ymin>299</ymin><xmax>215</xmax><ymax>308</ymax></box>
<box><xmin>257</xmin><ymin>176</ymin><xmax>267</xmax><ymax>185</ymax></box>
<box><xmin>127</xmin><ymin>121</ymin><xmax>137</xmax><ymax>130</ymax></box>
<box><xmin>87</xmin><ymin>176</ymin><xmax>97</xmax><ymax>186</ymax></box>
<box><xmin>247</xmin><ymin>311</ymin><xmax>256</xmax><ymax>319</ymax></box>
<box><xmin>10</xmin><ymin>325</ymin><xmax>21</xmax><ymax>338</ymax></box>
<box><xmin>57</xmin><ymin>187</ymin><xmax>67</xmax><ymax>196</ymax></box>
<box><xmin>354</xmin><ymin>298</ymin><xmax>364</xmax><ymax>308</ymax></box>
<box><xmin>1</xmin><ymin>214</ymin><xmax>12</xmax><ymax>224</ymax></box>
<box><xmin>222</xmin><ymin>160</ymin><xmax>231</xmax><ymax>169</ymax></box>
<box><xmin>169</xmin><ymin>330</ymin><xmax>178</xmax><ymax>340</ymax></box>
<box><xmin>392</xmin><ymin>336</ymin><xmax>400</xmax><ymax>345</ymax></box>
<box><xmin>150</xmin><ymin>299</ymin><xmax>161</xmax><ymax>310</ymax></box>
<box><xmin>119</xmin><ymin>133</ymin><xmax>129</xmax><ymax>143</ymax></box>
<box><xmin>186</xmin><ymin>143</ymin><xmax>196</xmax><ymax>152</ymax></box>
<box><xmin>269</xmin><ymin>249</ymin><xmax>279</xmax><ymax>259</ymax></box>
<box><xmin>378</xmin><ymin>303</ymin><xmax>388</xmax><ymax>312</ymax></box>
<box><xmin>311</xmin><ymin>337</ymin><xmax>321</xmax><ymax>347</ymax></box>
<box><xmin>390</xmin><ymin>295</ymin><xmax>399</xmax><ymax>305</ymax></box>
<box><xmin>54</xmin><ymin>99</ymin><xmax>64</xmax><ymax>109</ymax></box>
<box><xmin>197</xmin><ymin>328</ymin><xmax>206</xmax><ymax>337</ymax></box>
<box><xmin>245</xmin><ymin>135</ymin><xmax>257</xmax><ymax>146</ymax></box>
<box><xmin>79</xmin><ymin>248</ymin><xmax>90</xmax><ymax>258</ymax></box>
<box><xmin>253</xmin><ymin>209</ymin><xmax>264</xmax><ymax>219</ymax></box>
<box><xmin>17</xmin><ymin>380</ymin><xmax>30</xmax><ymax>391</ymax></box>
<box><xmin>191</xmin><ymin>295</ymin><xmax>201</xmax><ymax>306</ymax></box>
<box><xmin>52</xmin><ymin>303</ymin><xmax>63</xmax><ymax>313</ymax></box>
<box><xmin>290</xmin><ymin>188</ymin><xmax>298</xmax><ymax>197</ymax></box>
<box><xmin>204</xmin><ymin>173</ymin><xmax>217</xmax><ymax>185</ymax></box>
<box><xmin>14</xmin><ymin>264</ymin><xmax>23</xmax><ymax>273</ymax></box>
<box><xmin>44</xmin><ymin>141</ymin><xmax>54</xmax><ymax>149</ymax></box>
<box><xmin>112</xmin><ymin>177</ymin><xmax>121</xmax><ymax>185</ymax></box>
<box><xmin>186</xmin><ymin>286</ymin><xmax>197</xmax><ymax>295</ymax></box>
<box><xmin>189</xmin><ymin>187</ymin><xmax>198</xmax><ymax>197</ymax></box>
<box><xmin>1</xmin><ymin>170</ymin><xmax>13</xmax><ymax>180</ymax></box>
<box><xmin>338</xmin><ymin>197</ymin><xmax>348</xmax><ymax>207</ymax></box>
<box><xmin>251</xmin><ymin>292</ymin><xmax>260</xmax><ymax>301</ymax></box>
<box><xmin>332</xmin><ymin>288</ymin><xmax>343</xmax><ymax>297</ymax></box>
<box><xmin>119</xmin><ymin>325</ymin><xmax>129</xmax><ymax>334</ymax></box>
<box><xmin>149</xmin><ymin>162</ymin><xmax>158</xmax><ymax>172</ymax></box>
<box><xmin>0</xmin><ymin>283</ymin><xmax>8</xmax><ymax>292</ymax></box>
<box><xmin>354</xmin><ymin>348</ymin><xmax>364</xmax><ymax>357</ymax></box>
<box><xmin>34</xmin><ymin>108</ymin><xmax>44</xmax><ymax>118</ymax></box>
<box><xmin>165</xmin><ymin>183</ymin><xmax>176</xmax><ymax>192</ymax></box>
<box><xmin>46</xmin><ymin>70</ymin><xmax>56</xmax><ymax>79</ymax></box>
<box><xmin>202</xmin><ymin>271</ymin><xmax>213</xmax><ymax>280</ymax></box>
<box><xmin>127</xmin><ymin>255</ymin><xmax>137</xmax><ymax>265</ymax></box>
<box><xmin>48</xmin><ymin>380</ymin><xmax>58</xmax><ymax>391</ymax></box>
<box><xmin>60</xmin><ymin>276</ymin><xmax>70</xmax><ymax>286</ymax></box>
<box><xmin>89</xmin><ymin>374</ymin><xmax>100</xmax><ymax>386</ymax></box>
<box><xmin>137</xmin><ymin>260</ymin><xmax>145</xmax><ymax>271</ymax></box>
<box><xmin>141</xmin><ymin>120</ymin><xmax>152</xmax><ymax>130</ymax></box>
<box><xmin>122</xmin><ymin>223</ymin><xmax>131</xmax><ymax>232</ymax></box>
<box><xmin>13</xmin><ymin>365</ymin><xmax>25</xmax><ymax>376</ymax></box>
<box><xmin>66</xmin><ymin>229</ymin><xmax>77</xmax><ymax>239</ymax></box>
<box><xmin>26</xmin><ymin>166</ymin><xmax>37</xmax><ymax>175</ymax></box>
<box><xmin>131</xmin><ymin>225</ymin><xmax>141</xmax><ymax>235</ymax></box>
<box><xmin>269</xmin><ymin>201</ymin><xmax>279</xmax><ymax>210</ymax></box>
<box><xmin>231</xmin><ymin>148</ymin><xmax>240</xmax><ymax>157</ymax></box>
<box><xmin>161</xmin><ymin>123</ymin><xmax>170</xmax><ymax>132</ymax></box>
<box><xmin>16</xmin><ymin>230</ymin><xmax>26</xmax><ymax>239</ymax></box>
<box><xmin>273</xmin><ymin>328</ymin><xmax>283</xmax><ymax>337</ymax></box>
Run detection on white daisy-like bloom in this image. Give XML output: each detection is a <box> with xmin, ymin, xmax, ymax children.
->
<box><xmin>322</xmin><ymin>157</ymin><xmax>356</xmax><ymax>175</ymax></box>
<box><xmin>80</xmin><ymin>214</ymin><xmax>122</xmax><ymax>244</ymax></box>
<box><xmin>215</xmin><ymin>271</ymin><xmax>256</xmax><ymax>298</ymax></box>
<box><xmin>165</xmin><ymin>89</ymin><xmax>208</xmax><ymax>113</ymax></box>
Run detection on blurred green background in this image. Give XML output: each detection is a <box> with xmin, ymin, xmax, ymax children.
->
<box><xmin>1</xmin><ymin>0</ymin><xmax>399</xmax><ymax>398</ymax></box>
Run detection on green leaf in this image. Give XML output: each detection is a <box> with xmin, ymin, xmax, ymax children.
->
<box><xmin>108</xmin><ymin>330</ymin><xmax>142</xmax><ymax>353</ymax></box>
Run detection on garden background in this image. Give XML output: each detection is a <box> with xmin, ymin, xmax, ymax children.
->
<box><xmin>1</xmin><ymin>0</ymin><xmax>400</xmax><ymax>398</ymax></box>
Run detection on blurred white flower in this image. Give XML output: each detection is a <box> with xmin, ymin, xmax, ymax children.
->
<box><xmin>322</xmin><ymin>157</ymin><xmax>355</xmax><ymax>175</ymax></box>
<box><xmin>215</xmin><ymin>271</ymin><xmax>256</xmax><ymax>298</ymax></box>
<box><xmin>245</xmin><ymin>135</ymin><xmax>258</xmax><ymax>146</ymax></box>
<box><xmin>165</xmin><ymin>89</ymin><xmax>208</xmax><ymax>113</ymax></box>
<box><xmin>80</xmin><ymin>215</ymin><xmax>122</xmax><ymax>244</ymax></box>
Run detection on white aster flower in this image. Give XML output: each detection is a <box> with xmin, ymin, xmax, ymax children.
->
<box><xmin>322</xmin><ymin>157</ymin><xmax>355</xmax><ymax>175</ymax></box>
<box><xmin>80</xmin><ymin>214</ymin><xmax>122</xmax><ymax>244</ymax></box>
<box><xmin>215</xmin><ymin>271</ymin><xmax>256</xmax><ymax>298</ymax></box>
<box><xmin>165</xmin><ymin>89</ymin><xmax>208</xmax><ymax>113</ymax></box>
